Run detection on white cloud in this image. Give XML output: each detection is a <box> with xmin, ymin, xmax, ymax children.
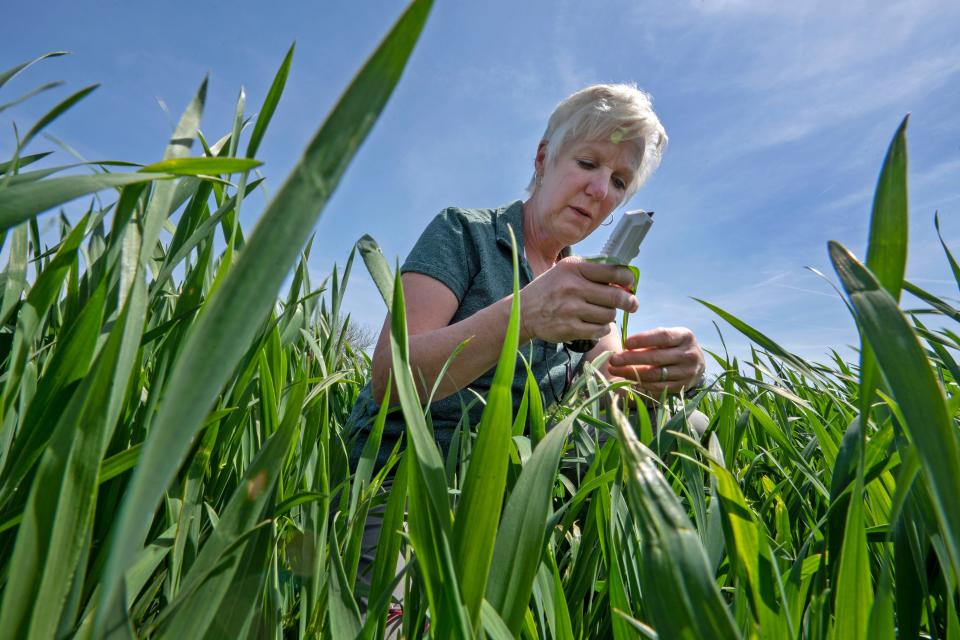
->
<box><xmin>620</xmin><ymin>0</ymin><xmax>960</xmax><ymax>161</ymax></box>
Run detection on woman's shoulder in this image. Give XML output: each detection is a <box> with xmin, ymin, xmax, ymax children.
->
<box><xmin>428</xmin><ymin>200</ymin><xmax>524</xmax><ymax>246</ymax></box>
<box><xmin>407</xmin><ymin>200</ymin><xmax>524</xmax><ymax>272</ymax></box>
<box><xmin>435</xmin><ymin>200</ymin><xmax>521</xmax><ymax>226</ymax></box>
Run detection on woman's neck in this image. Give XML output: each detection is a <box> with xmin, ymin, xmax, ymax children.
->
<box><xmin>522</xmin><ymin>198</ymin><xmax>565</xmax><ymax>276</ymax></box>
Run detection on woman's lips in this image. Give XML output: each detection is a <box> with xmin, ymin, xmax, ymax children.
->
<box><xmin>570</xmin><ymin>206</ymin><xmax>591</xmax><ymax>219</ymax></box>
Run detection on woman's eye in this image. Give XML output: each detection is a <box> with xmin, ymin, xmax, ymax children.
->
<box><xmin>576</xmin><ymin>159</ymin><xmax>595</xmax><ymax>169</ymax></box>
<box><xmin>613</xmin><ymin>177</ymin><xmax>626</xmax><ymax>190</ymax></box>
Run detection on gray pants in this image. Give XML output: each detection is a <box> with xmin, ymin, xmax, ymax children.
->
<box><xmin>356</xmin><ymin>479</ymin><xmax>406</xmax><ymax>637</ymax></box>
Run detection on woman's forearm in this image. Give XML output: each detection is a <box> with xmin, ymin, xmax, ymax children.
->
<box><xmin>371</xmin><ymin>294</ymin><xmax>521</xmax><ymax>403</ymax></box>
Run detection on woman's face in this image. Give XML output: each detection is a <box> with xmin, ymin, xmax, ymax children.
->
<box><xmin>534</xmin><ymin>139</ymin><xmax>640</xmax><ymax>246</ymax></box>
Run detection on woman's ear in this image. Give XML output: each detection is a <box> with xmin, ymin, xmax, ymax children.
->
<box><xmin>534</xmin><ymin>140</ymin><xmax>548</xmax><ymax>176</ymax></box>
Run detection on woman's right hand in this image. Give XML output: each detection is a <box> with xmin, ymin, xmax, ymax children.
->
<box><xmin>519</xmin><ymin>256</ymin><xmax>638</xmax><ymax>344</ymax></box>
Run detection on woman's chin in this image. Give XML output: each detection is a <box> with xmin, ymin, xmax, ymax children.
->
<box><xmin>562</xmin><ymin>212</ymin><xmax>596</xmax><ymax>237</ymax></box>
<box><xmin>572</xmin><ymin>221</ymin><xmax>600</xmax><ymax>243</ymax></box>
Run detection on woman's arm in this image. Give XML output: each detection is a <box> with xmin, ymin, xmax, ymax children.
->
<box><xmin>371</xmin><ymin>272</ymin><xmax>514</xmax><ymax>403</ymax></box>
<box><xmin>372</xmin><ymin>259</ymin><xmax>638</xmax><ymax>403</ymax></box>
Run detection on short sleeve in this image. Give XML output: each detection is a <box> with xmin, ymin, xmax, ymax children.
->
<box><xmin>401</xmin><ymin>208</ymin><xmax>481</xmax><ymax>302</ymax></box>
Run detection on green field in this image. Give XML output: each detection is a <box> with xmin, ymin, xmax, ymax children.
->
<box><xmin>1</xmin><ymin>1</ymin><xmax>958</xmax><ymax>638</ymax></box>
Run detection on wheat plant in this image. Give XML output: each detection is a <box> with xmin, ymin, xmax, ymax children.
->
<box><xmin>0</xmin><ymin>0</ymin><xmax>957</xmax><ymax>637</ymax></box>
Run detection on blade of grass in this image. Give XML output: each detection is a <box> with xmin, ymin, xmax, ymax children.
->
<box><xmin>855</xmin><ymin>113</ymin><xmax>909</xmax><ymax>455</ymax></box>
<box><xmin>481</xmin><ymin>600</ymin><xmax>515</xmax><ymax>640</ymax></box>
<box><xmin>0</xmin><ymin>222</ymin><xmax>28</xmax><ymax>324</ymax></box>
<box><xmin>362</xmin><ymin>456</ymin><xmax>408</xmax><ymax>639</ymax></box>
<box><xmin>831</xmin><ymin>470</ymin><xmax>872</xmax><ymax>640</ymax></box>
<box><xmin>356</xmin><ymin>234</ymin><xmax>394</xmax><ymax>307</ymax></box>
<box><xmin>612</xmin><ymin>402</ymin><xmax>740</xmax><ymax>640</ymax></box>
<box><xmin>453</xmin><ymin>223</ymin><xmax>522</xmax><ymax>629</ymax></box>
<box><xmin>830</xmin><ymin>240</ymin><xmax>960</xmax><ymax>579</ymax></box>
<box><xmin>387</xmin><ymin>262</ymin><xmax>469</xmax><ymax>634</ymax></box>
<box><xmin>547</xmin><ymin>546</ymin><xmax>574</xmax><ymax>640</ymax></box>
<box><xmin>903</xmin><ymin>280</ymin><xmax>960</xmax><ymax>322</ymax></box>
<box><xmin>934</xmin><ymin>212</ymin><xmax>960</xmax><ymax>291</ymax></box>
<box><xmin>0</xmin><ymin>277</ymin><xmax>106</xmax><ymax>510</ymax></box>
<box><xmin>867</xmin><ymin>555</ymin><xmax>895</xmax><ymax>640</ymax></box>
<box><xmin>486</xmin><ymin>409</ymin><xmax>575</xmax><ymax>634</ymax></box>
<box><xmin>95</xmin><ymin>2</ymin><xmax>434</xmax><ymax>631</ymax></box>
<box><xmin>154</xmin><ymin>379</ymin><xmax>304</xmax><ymax>638</ymax></box>
<box><xmin>246</xmin><ymin>43</ymin><xmax>294</xmax><ymax>159</ymax></box>
<box><xmin>710</xmin><ymin>460</ymin><xmax>791</xmax><ymax>637</ymax></box>
<box><xmin>2</xmin><ymin>161</ymin><xmax>141</xmax><ymax>187</ymax></box>
<box><xmin>14</xmin><ymin>84</ymin><xmax>99</xmax><ymax>153</ymax></box>
<box><xmin>0</xmin><ymin>274</ymin><xmax>146</xmax><ymax>639</ymax></box>
<box><xmin>0</xmin><ymin>212</ymin><xmax>89</xmax><ymax>422</ymax></box>
<box><xmin>350</xmin><ymin>373</ymin><xmax>392</xmax><ymax>514</ymax></box>
<box><xmin>0</xmin><ymin>151</ymin><xmax>52</xmax><ymax>175</ymax></box>
<box><xmin>327</xmin><ymin>520</ymin><xmax>363</xmax><ymax>638</ymax></box>
<box><xmin>152</xmin><ymin>177</ymin><xmax>263</xmax><ymax>291</ymax></box>
<box><xmin>831</xmin><ymin>120</ymin><xmax>909</xmax><ymax>575</ymax></box>
<box><xmin>203</xmin><ymin>523</ymin><xmax>275</xmax><ymax>639</ymax></box>
<box><xmin>0</xmin><ymin>52</ymin><xmax>68</xmax><ymax>90</ymax></box>
<box><xmin>139</xmin><ymin>157</ymin><xmax>261</xmax><ymax>175</ymax></box>
<box><xmin>0</xmin><ymin>80</ymin><xmax>64</xmax><ymax>113</ymax></box>
<box><xmin>137</xmin><ymin>78</ymin><xmax>208</xmax><ymax>266</ymax></box>
<box><xmin>695</xmin><ymin>298</ymin><xmax>815</xmax><ymax>376</ymax></box>
<box><xmin>168</xmin><ymin>419</ymin><xmax>220</xmax><ymax>597</ymax></box>
<box><xmin>864</xmin><ymin>115</ymin><xmax>909</xmax><ymax>299</ymax></box>
<box><xmin>0</xmin><ymin>172</ymin><xmax>170</xmax><ymax>231</ymax></box>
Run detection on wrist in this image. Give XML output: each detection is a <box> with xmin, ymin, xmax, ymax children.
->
<box><xmin>510</xmin><ymin>295</ymin><xmax>535</xmax><ymax>344</ymax></box>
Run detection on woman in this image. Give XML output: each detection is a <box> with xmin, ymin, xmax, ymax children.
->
<box><xmin>348</xmin><ymin>83</ymin><xmax>705</xmax><ymax>468</ymax></box>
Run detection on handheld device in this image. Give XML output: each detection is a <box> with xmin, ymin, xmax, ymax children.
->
<box><xmin>565</xmin><ymin>209</ymin><xmax>654</xmax><ymax>353</ymax></box>
<box><xmin>599</xmin><ymin>209</ymin><xmax>653</xmax><ymax>263</ymax></box>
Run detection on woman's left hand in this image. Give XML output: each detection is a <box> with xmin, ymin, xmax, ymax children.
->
<box><xmin>607</xmin><ymin>327</ymin><xmax>705</xmax><ymax>394</ymax></box>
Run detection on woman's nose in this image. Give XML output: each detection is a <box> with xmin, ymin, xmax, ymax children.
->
<box><xmin>585</xmin><ymin>172</ymin><xmax>609</xmax><ymax>200</ymax></box>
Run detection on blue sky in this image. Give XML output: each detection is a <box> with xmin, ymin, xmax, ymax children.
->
<box><xmin>4</xmin><ymin>0</ymin><xmax>959</xmax><ymax>368</ymax></box>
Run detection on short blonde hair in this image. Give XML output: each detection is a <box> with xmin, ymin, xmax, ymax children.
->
<box><xmin>529</xmin><ymin>83</ymin><xmax>667</xmax><ymax>201</ymax></box>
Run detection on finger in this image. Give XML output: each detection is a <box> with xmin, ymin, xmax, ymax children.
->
<box><xmin>609</xmin><ymin>348</ymin><xmax>665</xmax><ymax>368</ymax></box>
<box><xmin>571</xmin><ymin>320</ymin><xmax>612</xmax><ymax>340</ymax></box>
<box><xmin>635</xmin><ymin>381</ymin><xmax>672</xmax><ymax>395</ymax></box>
<box><xmin>609</xmin><ymin>345</ymin><xmax>688</xmax><ymax>368</ymax></box>
<box><xmin>608</xmin><ymin>362</ymin><xmax>698</xmax><ymax>385</ymax></box>
<box><xmin>581</xmin><ymin>281</ymin><xmax>638</xmax><ymax>312</ymax></box>
<box><xmin>577</xmin><ymin>261</ymin><xmax>636</xmax><ymax>289</ymax></box>
<box><xmin>608</xmin><ymin>363</ymin><xmax>663</xmax><ymax>384</ymax></box>
<box><xmin>623</xmin><ymin>326</ymin><xmax>692</xmax><ymax>350</ymax></box>
<box><xmin>576</xmin><ymin>302</ymin><xmax>619</xmax><ymax>326</ymax></box>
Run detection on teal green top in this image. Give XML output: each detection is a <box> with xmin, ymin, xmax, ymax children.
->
<box><xmin>347</xmin><ymin>200</ymin><xmax>583</xmax><ymax>468</ymax></box>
